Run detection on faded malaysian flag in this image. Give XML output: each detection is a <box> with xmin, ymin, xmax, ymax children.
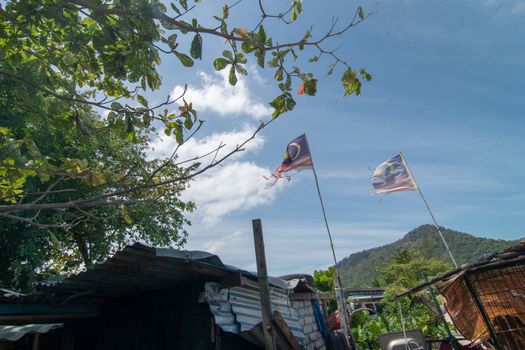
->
<box><xmin>371</xmin><ymin>154</ymin><xmax>418</xmax><ymax>194</ymax></box>
<box><xmin>265</xmin><ymin>134</ymin><xmax>313</xmax><ymax>185</ymax></box>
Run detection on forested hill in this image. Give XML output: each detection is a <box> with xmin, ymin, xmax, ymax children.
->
<box><xmin>338</xmin><ymin>224</ymin><xmax>517</xmax><ymax>287</ymax></box>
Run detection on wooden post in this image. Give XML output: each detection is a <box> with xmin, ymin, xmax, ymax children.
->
<box><xmin>32</xmin><ymin>334</ymin><xmax>41</xmax><ymax>350</ymax></box>
<box><xmin>252</xmin><ymin>219</ymin><xmax>276</xmax><ymax>350</ymax></box>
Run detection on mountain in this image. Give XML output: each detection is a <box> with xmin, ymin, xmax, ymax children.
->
<box><xmin>338</xmin><ymin>224</ymin><xmax>517</xmax><ymax>287</ymax></box>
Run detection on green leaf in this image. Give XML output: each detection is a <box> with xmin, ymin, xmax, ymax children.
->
<box><xmin>256</xmin><ymin>49</ymin><xmax>265</xmax><ymax>68</ymax></box>
<box><xmin>170</xmin><ymin>2</ymin><xmax>181</xmax><ymax>15</ymax></box>
<box><xmin>342</xmin><ymin>68</ymin><xmax>360</xmax><ymax>96</ymax></box>
<box><xmin>167</xmin><ymin>34</ymin><xmax>178</xmax><ymax>50</ymax></box>
<box><xmin>174</xmin><ymin>51</ymin><xmax>194</xmax><ymax>67</ymax></box>
<box><xmin>269</xmin><ymin>92</ymin><xmax>296</xmax><ymax>118</ymax></box>
<box><xmin>241</xmin><ymin>41</ymin><xmax>255</xmax><ymax>53</ymax></box>
<box><xmin>111</xmin><ymin>102</ymin><xmax>123</xmax><ymax>111</ymax></box>
<box><xmin>160</xmin><ymin>19</ymin><xmax>178</xmax><ymax>30</ymax></box>
<box><xmin>308</xmin><ymin>56</ymin><xmax>319</xmax><ymax>63</ymax></box>
<box><xmin>235</xmin><ymin>64</ymin><xmax>247</xmax><ymax>76</ymax></box>
<box><xmin>360</xmin><ymin>68</ymin><xmax>372</xmax><ymax>81</ymax></box>
<box><xmin>223</xmin><ymin>50</ymin><xmax>234</xmax><ymax>60</ymax></box>
<box><xmin>358</xmin><ymin>6</ymin><xmax>365</xmax><ymax>21</ymax></box>
<box><xmin>295</xmin><ymin>1</ymin><xmax>303</xmax><ymax>14</ymax></box>
<box><xmin>190</xmin><ymin>33</ymin><xmax>202</xmax><ymax>59</ymax></box>
<box><xmin>291</xmin><ymin>9</ymin><xmax>297</xmax><ymax>21</ymax></box>
<box><xmin>136</xmin><ymin>95</ymin><xmax>148</xmax><ymax>108</ymax></box>
<box><xmin>228</xmin><ymin>66</ymin><xmax>237</xmax><ymax>85</ymax></box>
<box><xmin>174</xmin><ymin>124</ymin><xmax>184</xmax><ymax>144</ymax></box>
<box><xmin>236</xmin><ymin>52</ymin><xmax>247</xmax><ymax>64</ymax></box>
<box><xmin>222</xmin><ymin>4</ymin><xmax>229</xmax><ymax>18</ymax></box>
<box><xmin>179</xmin><ymin>0</ymin><xmax>188</xmax><ymax>11</ymax></box>
<box><xmin>304</xmin><ymin>78</ymin><xmax>317</xmax><ymax>96</ymax></box>
<box><xmin>274</xmin><ymin>67</ymin><xmax>284</xmax><ymax>81</ymax></box>
<box><xmin>257</xmin><ymin>25</ymin><xmax>266</xmax><ymax>43</ymax></box>
<box><xmin>268</xmin><ymin>57</ymin><xmax>279</xmax><ymax>68</ymax></box>
<box><xmin>184</xmin><ymin>116</ymin><xmax>193</xmax><ymax>129</ymax></box>
<box><xmin>213</xmin><ymin>57</ymin><xmax>230</xmax><ymax>71</ymax></box>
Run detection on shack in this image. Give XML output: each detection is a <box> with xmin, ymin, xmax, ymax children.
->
<box><xmin>0</xmin><ymin>243</ymin><xmax>331</xmax><ymax>350</ymax></box>
<box><xmin>344</xmin><ymin>288</ymin><xmax>384</xmax><ymax>315</ymax></box>
<box><xmin>396</xmin><ymin>240</ymin><xmax>525</xmax><ymax>350</ymax></box>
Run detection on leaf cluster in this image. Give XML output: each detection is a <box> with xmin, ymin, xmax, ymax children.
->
<box><xmin>0</xmin><ymin>0</ymin><xmax>373</xmax><ymax>290</ymax></box>
<box><xmin>351</xmin><ymin>250</ymin><xmax>453</xmax><ymax>349</ymax></box>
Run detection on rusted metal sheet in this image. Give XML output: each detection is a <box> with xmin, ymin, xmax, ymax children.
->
<box><xmin>439</xmin><ymin>263</ymin><xmax>525</xmax><ymax>349</ymax></box>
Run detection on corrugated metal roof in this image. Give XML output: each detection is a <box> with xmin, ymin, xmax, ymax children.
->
<box><xmin>31</xmin><ymin>243</ymin><xmax>240</xmax><ymax>299</ymax></box>
<box><xmin>19</xmin><ymin>242</ymin><xmax>295</xmax><ymax>301</ymax></box>
<box><xmin>206</xmin><ymin>279</ymin><xmax>308</xmax><ymax>345</ymax></box>
<box><xmin>0</xmin><ymin>288</ymin><xmax>25</xmax><ymax>303</ymax></box>
<box><xmin>0</xmin><ymin>323</ymin><xmax>63</xmax><ymax>341</ymax></box>
<box><xmin>6</xmin><ymin>243</ymin><xmax>292</xmax><ymax>304</ymax></box>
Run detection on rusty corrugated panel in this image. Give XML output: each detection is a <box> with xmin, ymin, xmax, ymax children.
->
<box><xmin>439</xmin><ymin>262</ymin><xmax>525</xmax><ymax>348</ymax></box>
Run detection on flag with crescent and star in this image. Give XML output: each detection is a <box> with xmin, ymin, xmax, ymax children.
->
<box><xmin>371</xmin><ymin>154</ymin><xmax>418</xmax><ymax>194</ymax></box>
<box><xmin>265</xmin><ymin>134</ymin><xmax>313</xmax><ymax>185</ymax></box>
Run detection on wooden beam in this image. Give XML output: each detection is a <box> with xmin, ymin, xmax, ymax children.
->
<box><xmin>290</xmin><ymin>292</ymin><xmax>333</xmax><ymax>301</ymax></box>
<box><xmin>252</xmin><ymin>219</ymin><xmax>276</xmax><ymax>350</ymax></box>
<box><xmin>0</xmin><ymin>304</ymin><xmax>99</xmax><ymax>323</ymax></box>
<box><xmin>0</xmin><ymin>304</ymin><xmax>99</xmax><ymax>315</ymax></box>
<box><xmin>220</xmin><ymin>272</ymin><xmax>242</xmax><ymax>289</ymax></box>
<box><xmin>272</xmin><ymin>310</ymin><xmax>301</xmax><ymax>350</ymax></box>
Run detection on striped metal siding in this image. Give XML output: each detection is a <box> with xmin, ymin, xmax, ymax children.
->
<box><xmin>205</xmin><ymin>280</ymin><xmax>307</xmax><ymax>344</ymax></box>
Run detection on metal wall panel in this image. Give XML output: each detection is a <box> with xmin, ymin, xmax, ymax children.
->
<box><xmin>205</xmin><ymin>280</ymin><xmax>308</xmax><ymax>345</ymax></box>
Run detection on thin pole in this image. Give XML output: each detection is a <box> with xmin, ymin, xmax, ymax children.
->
<box><xmin>423</xmin><ymin>273</ymin><xmax>459</xmax><ymax>350</ymax></box>
<box><xmin>398</xmin><ymin>303</ymin><xmax>409</xmax><ymax>350</ymax></box>
<box><xmin>252</xmin><ymin>219</ymin><xmax>277</xmax><ymax>350</ymax></box>
<box><xmin>399</xmin><ymin>152</ymin><xmax>458</xmax><ymax>268</ymax></box>
<box><xmin>464</xmin><ymin>274</ymin><xmax>501</xmax><ymax>349</ymax></box>
<box><xmin>305</xmin><ymin>136</ymin><xmax>351</xmax><ymax>343</ymax></box>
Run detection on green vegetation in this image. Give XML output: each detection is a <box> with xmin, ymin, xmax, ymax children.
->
<box><xmin>338</xmin><ymin>224</ymin><xmax>516</xmax><ymax>287</ymax></box>
<box><xmin>0</xmin><ymin>0</ymin><xmax>371</xmax><ymax>291</ymax></box>
<box><xmin>313</xmin><ymin>267</ymin><xmax>338</xmax><ymax>313</ymax></box>
<box><xmin>351</xmin><ymin>250</ymin><xmax>453</xmax><ymax>349</ymax></box>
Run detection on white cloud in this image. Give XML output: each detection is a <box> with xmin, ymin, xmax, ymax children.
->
<box><xmin>183</xmin><ymin>161</ymin><xmax>284</xmax><ymax>225</ymax></box>
<box><xmin>149</xmin><ymin>126</ymin><xmax>283</xmax><ymax>225</ymax></box>
<box><xmin>149</xmin><ymin>124</ymin><xmax>265</xmax><ymax>161</ymax></box>
<box><xmin>171</xmin><ymin>70</ymin><xmax>272</xmax><ymax>119</ymax></box>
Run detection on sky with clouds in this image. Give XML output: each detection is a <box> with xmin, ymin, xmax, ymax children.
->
<box><xmin>145</xmin><ymin>0</ymin><xmax>525</xmax><ymax>277</ymax></box>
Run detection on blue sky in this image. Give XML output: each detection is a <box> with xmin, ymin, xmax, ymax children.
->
<box><xmin>147</xmin><ymin>0</ymin><xmax>525</xmax><ymax>277</ymax></box>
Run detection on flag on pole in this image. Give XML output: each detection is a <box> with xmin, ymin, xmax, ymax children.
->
<box><xmin>265</xmin><ymin>134</ymin><xmax>313</xmax><ymax>185</ymax></box>
<box><xmin>371</xmin><ymin>154</ymin><xmax>418</xmax><ymax>194</ymax></box>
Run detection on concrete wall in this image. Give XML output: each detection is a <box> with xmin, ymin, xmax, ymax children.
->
<box><xmin>291</xmin><ymin>300</ymin><xmax>326</xmax><ymax>350</ymax></box>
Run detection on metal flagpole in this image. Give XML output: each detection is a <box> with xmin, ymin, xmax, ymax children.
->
<box><xmin>399</xmin><ymin>152</ymin><xmax>458</xmax><ymax>268</ymax></box>
<box><xmin>305</xmin><ymin>135</ymin><xmax>352</xmax><ymax>343</ymax></box>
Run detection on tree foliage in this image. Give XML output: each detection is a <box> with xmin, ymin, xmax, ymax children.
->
<box><xmin>313</xmin><ymin>266</ymin><xmax>338</xmax><ymax>313</ymax></box>
<box><xmin>314</xmin><ymin>266</ymin><xmax>336</xmax><ymax>292</ymax></box>
<box><xmin>351</xmin><ymin>250</ymin><xmax>453</xmax><ymax>349</ymax></box>
<box><xmin>0</xmin><ymin>0</ymin><xmax>372</xmax><ymax>290</ymax></box>
<box><xmin>338</xmin><ymin>224</ymin><xmax>515</xmax><ymax>288</ymax></box>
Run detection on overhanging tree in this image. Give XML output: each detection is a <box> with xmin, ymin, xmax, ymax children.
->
<box><xmin>0</xmin><ymin>0</ymin><xmax>372</xmax><ymax>290</ymax></box>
